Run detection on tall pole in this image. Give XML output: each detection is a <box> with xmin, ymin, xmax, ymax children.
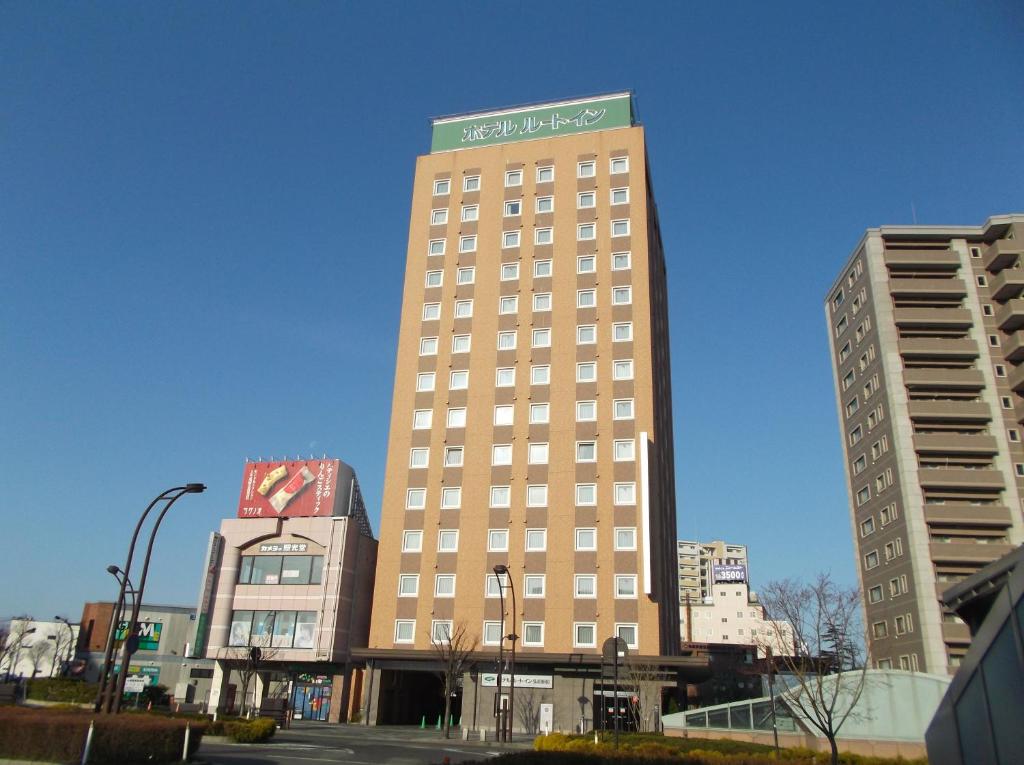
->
<box><xmin>767</xmin><ymin>646</ymin><xmax>780</xmax><ymax>755</ymax></box>
<box><xmin>507</xmin><ymin>579</ymin><xmax>517</xmax><ymax>743</ymax></box>
<box><xmin>53</xmin><ymin>617</ymin><xmax>73</xmax><ymax>678</ymax></box>
<box><xmin>111</xmin><ymin>484</ymin><xmax>205</xmax><ymax>712</ymax></box>
<box><xmin>493</xmin><ymin>570</ymin><xmax>505</xmax><ymax>743</ymax></box>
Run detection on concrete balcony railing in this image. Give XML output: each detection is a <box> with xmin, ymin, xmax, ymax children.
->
<box><xmin>983</xmin><ymin>239</ymin><xmax>1023</xmax><ymax>273</ymax></box>
<box><xmin>884</xmin><ymin>249</ymin><xmax>961</xmax><ymax>269</ymax></box>
<box><xmin>1008</xmin><ymin>363</ymin><xmax>1024</xmax><ymax>394</ymax></box>
<box><xmin>941</xmin><ymin>622</ymin><xmax>972</xmax><ymax>645</ymax></box>
<box><xmin>929</xmin><ymin>541</ymin><xmax>1014</xmax><ymax>565</ymax></box>
<box><xmin>995</xmin><ymin>298</ymin><xmax>1024</xmax><ymax>332</ymax></box>
<box><xmin>889</xmin><ymin>278</ymin><xmax>967</xmax><ymax>299</ymax></box>
<box><xmin>898</xmin><ymin>337</ymin><xmax>979</xmax><ymax>360</ymax></box>
<box><xmin>990</xmin><ymin>269</ymin><xmax>1024</xmax><ymax>301</ymax></box>
<box><xmin>893</xmin><ymin>307</ymin><xmax>972</xmax><ymax>329</ymax></box>
<box><xmin>917</xmin><ymin>467</ymin><xmax>1005</xmax><ymax>491</ymax></box>
<box><xmin>902</xmin><ymin>368</ymin><xmax>985</xmax><ymax>390</ymax></box>
<box><xmin>913</xmin><ymin>432</ymin><xmax>998</xmax><ymax>455</ymax></box>
<box><xmin>923</xmin><ymin>503</ymin><xmax>1012</xmax><ymax>527</ymax></box>
<box><xmin>907</xmin><ymin>399</ymin><xmax>991</xmax><ymax>423</ymax></box>
<box><xmin>1003</xmin><ymin>330</ymin><xmax>1024</xmax><ymax>363</ymax></box>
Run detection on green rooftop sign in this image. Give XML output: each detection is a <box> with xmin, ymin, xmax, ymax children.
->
<box><xmin>430</xmin><ymin>93</ymin><xmax>633</xmax><ymax>153</ymax></box>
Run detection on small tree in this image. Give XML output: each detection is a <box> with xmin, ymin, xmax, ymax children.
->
<box><xmin>51</xmin><ymin>626</ymin><xmax>75</xmax><ymax>678</ymax></box>
<box><xmin>430</xmin><ymin>622</ymin><xmax>478</xmax><ymax>739</ymax></box>
<box><xmin>759</xmin><ymin>574</ymin><xmax>869</xmax><ymax>765</ymax></box>
<box><xmin>220</xmin><ymin>636</ymin><xmax>278</xmax><ymax>718</ymax></box>
<box><xmin>2</xmin><ymin>619</ymin><xmax>36</xmax><ymax>678</ymax></box>
<box><xmin>26</xmin><ymin>641</ymin><xmax>52</xmax><ymax>679</ymax></box>
<box><xmin>622</xmin><ymin>658</ymin><xmax>671</xmax><ymax>732</ymax></box>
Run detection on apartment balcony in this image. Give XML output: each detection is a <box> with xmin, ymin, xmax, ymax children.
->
<box><xmin>892</xmin><ymin>307</ymin><xmax>973</xmax><ymax>329</ymax></box>
<box><xmin>995</xmin><ymin>298</ymin><xmax>1024</xmax><ymax>332</ymax></box>
<box><xmin>913</xmin><ymin>433</ymin><xmax>998</xmax><ymax>455</ymax></box>
<box><xmin>1009</xmin><ymin>363</ymin><xmax>1024</xmax><ymax>394</ymax></box>
<box><xmin>941</xmin><ymin>622</ymin><xmax>972</xmax><ymax>645</ymax></box>
<box><xmin>918</xmin><ymin>467</ymin><xmax>1005</xmax><ymax>491</ymax></box>
<box><xmin>907</xmin><ymin>399</ymin><xmax>991</xmax><ymax>423</ymax></box>
<box><xmin>898</xmin><ymin>337</ymin><xmax>978</xmax><ymax>361</ymax></box>
<box><xmin>889</xmin><ymin>278</ymin><xmax>967</xmax><ymax>299</ymax></box>
<box><xmin>884</xmin><ymin>249</ymin><xmax>961</xmax><ymax>269</ymax></box>
<box><xmin>929</xmin><ymin>541</ymin><xmax>1014</xmax><ymax>565</ymax></box>
<box><xmin>984</xmin><ymin>239</ymin><xmax>1023</xmax><ymax>272</ymax></box>
<box><xmin>990</xmin><ymin>269</ymin><xmax>1024</xmax><ymax>301</ymax></box>
<box><xmin>903</xmin><ymin>368</ymin><xmax>985</xmax><ymax>391</ymax></box>
<box><xmin>923</xmin><ymin>503</ymin><xmax>1013</xmax><ymax>528</ymax></box>
<box><xmin>1003</xmin><ymin>330</ymin><xmax>1024</xmax><ymax>363</ymax></box>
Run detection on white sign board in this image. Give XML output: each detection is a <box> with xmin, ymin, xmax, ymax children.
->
<box><xmin>539</xmin><ymin>703</ymin><xmax>554</xmax><ymax>734</ymax></box>
<box><xmin>125</xmin><ymin>677</ymin><xmax>147</xmax><ymax>693</ymax></box>
<box><xmin>480</xmin><ymin>673</ymin><xmax>553</xmax><ymax>689</ymax></box>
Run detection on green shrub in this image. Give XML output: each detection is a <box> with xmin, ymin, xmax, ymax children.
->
<box><xmin>25</xmin><ymin>678</ymin><xmax>99</xmax><ymax>704</ymax></box>
<box><xmin>228</xmin><ymin>716</ymin><xmax>276</xmax><ymax>743</ymax></box>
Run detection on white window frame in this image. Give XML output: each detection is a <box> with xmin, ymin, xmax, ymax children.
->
<box><xmin>394</xmin><ymin>620</ymin><xmax>415</xmax><ymax>643</ymax></box>
<box><xmin>494</xmin><ymin>405</ymin><xmax>514</xmax><ymax>426</ymax></box>
<box><xmin>459</xmin><ymin>235</ymin><xmax>477</xmax><ymax>253</ymax></box>
<box><xmin>610</xmin><ymin>156</ymin><xmax>629</xmax><ymax>174</ymax></box>
<box><xmin>499</xmin><ymin>295</ymin><xmax>519</xmax><ymax>315</ymax></box>
<box><xmin>613</xmin><ymin>439</ymin><xmax>636</xmax><ymax>462</ymax></box>
<box><xmin>503</xmin><ymin>199</ymin><xmax>522</xmax><ymax>218</ymax></box>
<box><xmin>502</xmin><ymin>230</ymin><xmax>521</xmax><ymax>248</ymax></box>
<box><xmin>462</xmin><ymin>175</ymin><xmax>480</xmax><ymax>192</ymax></box>
<box><xmin>613</xmin><ymin>359</ymin><xmax>634</xmax><ymax>380</ymax></box>
<box><xmin>616</xmin><ymin>623</ymin><xmax>638</xmax><ymax>649</ymax></box>
<box><xmin>430</xmin><ymin>208</ymin><xmax>448</xmax><ymax>226</ymax></box>
<box><xmin>446</xmin><ymin>407</ymin><xmax>467</xmax><ymax>428</ymax></box>
<box><xmin>577</xmin><ymin>289</ymin><xmax>596</xmax><ymax>308</ymax></box>
<box><xmin>501</xmin><ymin>262</ymin><xmax>520</xmax><ymax>281</ymax></box>
<box><xmin>576</xmin><ymin>400</ymin><xmax>597</xmax><ymax>421</ymax></box>
<box><xmin>577</xmin><ymin>324</ymin><xmax>597</xmax><ymax>344</ymax></box>
<box><xmin>461</xmin><ymin>205</ymin><xmax>479</xmax><ymax>223</ymax></box>
<box><xmin>496</xmin><ymin>367</ymin><xmax>515</xmax><ymax>387</ymax></box>
<box><xmin>492</xmin><ymin>444</ymin><xmax>513</xmax><ymax>466</ymax></box>
<box><xmin>577</xmin><ymin>222</ymin><xmax>596</xmax><ymax>241</ymax></box>
<box><xmin>413</xmin><ymin>410</ymin><xmax>432</xmax><ymax>430</ymax></box>
<box><xmin>427</xmin><ymin>239</ymin><xmax>445</xmax><ymax>257</ymax></box>
<box><xmin>422</xmin><ymin>303</ymin><xmax>441</xmax><ymax>321</ymax></box>
<box><xmin>449</xmin><ymin>370</ymin><xmax>469</xmax><ymax>390</ymax></box>
<box><xmin>614</xmin><ymin>527</ymin><xmax>637</xmax><ymax>551</ymax></box>
<box><xmin>521</xmin><ymin>622</ymin><xmax>544</xmax><ymax>647</ymax></box>
<box><xmin>443</xmin><ymin>446</ymin><xmax>463</xmax><ymax>467</ymax></box>
<box><xmin>533</xmin><ymin>293</ymin><xmax>552</xmax><ymax>312</ymax></box>
<box><xmin>536</xmin><ymin>166</ymin><xmax>554</xmax><ymax>183</ymax></box>
<box><xmin>488</xmin><ymin>529</ymin><xmax>509</xmax><ymax>552</ymax></box>
<box><xmin>490</xmin><ymin>486</ymin><xmax>510</xmax><ymax>508</ymax></box>
<box><xmin>433</xmin><ymin>179</ymin><xmax>451</xmax><ymax>195</ymax></box>
<box><xmin>497</xmin><ymin>331</ymin><xmax>517</xmax><ymax>350</ymax></box>
<box><xmin>454</xmin><ymin>299</ymin><xmax>473</xmax><ymax>319</ymax></box>
<box><xmin>577</xmin><ymin>191</ymin><xmax>596</xmax><ymax>209</ymax></box>
<box><xmin>610</xmin><ymin>187</ymin><xmax>630</xmax><ymax>205</ymax></box>
<box><xmin>576</xmin><ymin>483</ymin><xmax>597</xmax><ymax>506</ymax></box>
<box><xmin>451</xmin><ymin>334</ymin><xmax>471</xmax><ymax>354</ymax></box>
<box><xmin>425</xmin><ymin>269</ymin><xmax>443</xmax><ymax>288</ymax></box>
<box><xmin>525</xmin><ymin>528</ymin><xmax>547</xmax><ymax>552</ymax></box>
<box><xmin>576</xmin><ymin>441</ymin><xmax>597</xmax><ymax>462</ymax></box>
<box><xmin>402</xmin><ymin>530</ymin><xmax>423</xmax><ymax>552</ymax></box>
<box><xmin>528</xmin><ymin>442</ymin><xmax>549</xmax><ymax>465</ymax></box>
<box><xmin>611</xmin><ymin>219</ymin><xmax>630</xmax><ymax>237</ymax></box>
<box><xmin>535</xmin><ymin>227</ymin><xmax>553</xmax><ymax>246</ymax></box>
<box><xmin>612</xmin><ymin>251</ymin><xmax>632</xmax><ymax>270</ymax></box>
<box><xmin>615</xmin><ymin>574</ymin><xmax>638</xmax><ymax>598</ymax></box>
<box><xmin>406</xmin><ymin>489</ymin><xmax>426</xmax><ymax>510</ymax></box>
<box><xmin>577</xmin><ymin>255</ymin><xmax>596</xmax><ymax>274</ymax></box>
<box><xmin>419</xmin><ymin>337</ymin><xmax>438</xmax><ymax>356</ymax></box>
<box><xmin>416</xmin><ymin>372</ymin><xmax>435</xmax><ymax>392</ymax></box>
<box><xmin>482</xmin><ymin>621</ymin><xmax>503</xmax><ymax>646</ymax></box>
<box><xmin>505</xmin><ymin>169</ymin><xmax>523</xmax><ymax>187</ymax></box>
<box><xmin>535</xmin><ymin>195</ymin><xmax>554</xmax><ymax>213</ymax></box>
<box><xmin>486</xmin><ymin>572</ymin><xmax>509</xmax><ymax>598</ymax></box>
<box><xmin>440</xmin><ymin>487</ymin><xmax>461</xmax><ymax>509</ymax></box>
<box><xmin>431</xmin><ymin>620</ymin><xmax>453</xmax><ymax>643</ymax></box>
<box><xmin>576</xmin><ymin>362</ymin><xmax>597</xmax><ymax>383</ymax></box>
<box><xmin>612</xmin><ymin>286</ymin><xmax>632</xmax><ymax>305</ymax></box>
<box><xmin>398</xmin><ymin>574</ymin><xmax>419</xmax><ymax>597</ymax></box>
<box><xmin>533</xmin><ymin>259</ymin><xmax>552</xmax><ymax>278</ymax></box>
<box><xmin>526</xmin><ymin>484</ymin><xmax>548</xmax><ymax>507</ymax></box>
<box><xmin>613</xmin><ymin>399</ymin><xmax>635</xmax><ymax>420</ymax></box>
<box><xmin>532</xmin><ymin>328</ymin><xmax>551</xmax><ymax>348</ymax></box>
<box><xmin>574</xmin><ymin>622</ymin><xmax>597</xmax><ymax>648</ymax></box>
<box><xmin>457</xmin><ymin>266</ymin><xmax>475</xmax><ymax>285</ymax></box>
<box><xmin>529</xmin><ymin>403</ymin><xmax>550</xmax><ymax>424</ymax></box>
<box><xmin>409</xmin><ymin>448</ymin><xmax>429</xmax><ymax>469</ymax></box>
<box><xmin>531</xmin><ymin>365</ymin><xmax>550</xmax><ymax>385</ymax></box>
<box><xmin>613</xmin><ymin>322</ymin><xmax>633</xmax><ymax>342</ymax></box>
<box><xmin>574</xmin><ymin>575</ymin><xmax>597</xmax><ymax>599</ymax></box>
<box><xmin>577</xmin><ymin>160</ymin><xmax>596</xmax><ymax>178</ymax></box>
<box><xmin>437</xmin><ymin>529</ymin><xmax>459</xmax><ymax>552</ymax></box>
<box><xmin>575</xmin><ymin>527</ymin><xmax>597</xmax><ymax>551</ymax></box>
<box><xmin>523</xmin><ymin>574</ymin><xmax>546</xmax><ymax>598</ymax></box>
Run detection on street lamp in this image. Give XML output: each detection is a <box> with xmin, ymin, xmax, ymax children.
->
<box><xmin>54</xmin><ymin>617</ymin><xmax>74</xmax><ymax>678</ymax></box>
<box><xmin>493</xmin><ymin>564</ymin><xmax>517</xmax><ymax>743</ymax></box>
<box><xmin>110</xmin><ymin>483</ymin><xmax>206</xmax><ymax>713</ymax></box>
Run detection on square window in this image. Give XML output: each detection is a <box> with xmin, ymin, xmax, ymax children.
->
<box><xmin>522</xmin><ymin>622</ymin><xmax>544</xmax><ymax>647</ymax></box>
<box><xmin>578</xmin><ymin>191</ymin><xmax>596</xmax><ymax>208</ymax></box>
<box><xmin>463</xmin><ymin>175</ymin><xmax>480</xmax><ymax>192</ymax></box>
<box><xmin>406</xmin><ymin>489</ymin><xmax>426</xmax><ymax>510</ymax></box>
<box><xmin>611</xmin><ymin>220</ymin><xmax>630</xmax><ymax>237</ymax></box>
<box><xmin>398</xmin><ymin>575</ymin><xmax>419</xmax><ymax>597</ymax></box>
<box><xmin>452</xmin><ymin>334</ymin><xmax>471</xmax><ymax>354</ymax></box>
<box><xmin>612</xmin><ymin>286</ymin><xmax>632</xmax><ymax>304</ymax></box>
<box><xmin>422</xmin><ymin>303</ymin><xmax>441</xmax><ymax>321</ymax></box>
<box><xmin>577</xmin><ymin>400</ymin><xmax>597</xmax><ymax>421</ymax></box>
<box><xmin>488</xmin><ymin>529</ymin><xmax>509</xmax><ymax>552</ymax></box>
<box><xmin>611</xmin><ymin>188</ymin><xmax>629</xmax><ymax>205</ymax></box>
<box><xmin>576</xmin><ymin>483</ymin><xmax>597</xmax><ymax>505</ymax></box>
<box><xmin>430</xmin><ymin>209</ymin><xmax>448</xmax><ymax>225</ymax></box>
<box><xmin>394</xmin><ymin>620</ymin><xmax>415</xmax><ymax>643</ymax></box>
<box><xmin>577</xmin><ymin>161</ymin><xmax>596</xmax><ymax>178</ymax></box>
<box><xmin>524</xmin><ymin>574</ymin><xmax>545</xmax><ymax>597</ymax></box>
<box><xmin>459</xmin><ymin>235</ymin><xmax>477</xmax><ymax>253</ymax></box>
<box><xmin>610</xmin><ymin>157</ymin><xmax>629</xmax><ymax>174</ymax></box>
<box><xmin>577</xmin><ymin>441</ymin><xmax>597</xmax><ymax>462</ymax></box>
<box><xmin>402</xmin><ymin>530</ymin><xmax>423</xmax><ymax>552</ymax></box>
<box><xmin>577</xmin><ymin>324</ymin><xmax>597</xmax><ymax>344</ymax></box>
<box><xmin>454</xmin><ymin>299</ymin><xmax>473</xmax><ymax>318</ymax></box>
<box><xmin>457</xmin><ymin>266</ymin><xmax>475</xmax><ymax>284</ymax></box>
<box><xmin>449</xmin><ymin>370</ymin><xmax>469</xmax><ymax>390</ymax></box>
<box><xmin>438</xmin><ymin>530</ymin><xmax>459</xmax><ymax>552</ymax></box>
<box><xmin>482</xmin><ymin>621</ymin><xmax>503</xmax><ymax>646</ymax></box>
<box><xmin>534</xmin><ymin>259</ymin><xmax>553</xmax><ymax>278</ymax></box>
<box><xmin>496</xmin><ymin>367</ymin><xmax>515</xmax><ymax>387</ymax></box>
<box><xmin>615</xmin><ymin>575</ymin><xmax>637</xmax><ymax>598</ymax></box>
<box><xmin>441</xmin><ymin>487</ymin><xmax>461</xmax><ymax>509</ymax></box>
<box><xmin>578</xmin><ymin>255</ymin><xmax>596</xmax><ymax>273</ymax></box>
<box><xmin>535</xmin><ymin>228</ymin><xmax>553</xmax><ymax>245</ymax></box>
<box><xmin>532</xmin><ymin>328</ymin><xmax>551</xmax><ymax>347</ymax></box>
<box><xmin>416</xmin><ymin>372</ymin><xmax>435</xmax><ymax>392</ymax></box>
<box><xmin>615</xmin><ymin>483</ymin><xmax>636</xmax><ymax>505</ymax></box>
<box><xmin>575</xmin><ymin>527</ymin><xmax>596</xmax><ymax>551</ymax></box>
<box><xmin>613</xmin><ymin>399</ymin><xmax>635</xmax><ymax>419</ymax></box>
<box><xmin>504</xmin><ymin>200</ymin><xmax>521</xmax><ymax>217</ymax></box>
<box><xmin>505</xmin><ymin>169</ymin><xmax>522</xmax><ymax>187</ymax></box>
<box><xmin>492</xmin><ymin>444</ymin><xmax>512</xmax><ymax>465</ymax></box>
<box><xmin>502</xmin><ymin>230</ymin><xmax>521</xmax><ymax>248</ymax></box>
<box><xmin>536</xmin><ymin>166</ymin><xmax>554</xmax><ymax>183</ymax></box>
<box><xmin>613</xmin><ymin>360</ymin><xmax>634</xmax><ymax>380</ymax></box>
<box><xmin>432</xmin><ymin>620</ymin><xmax>453</xmax><ymax>643</ymax></box>
<box><xmin>574</xmin><ymin>575</ymin><xmax>596</xmax><ymax>598</ymax></box>
<box><xmin>577</xmin><ymin>289</ymin><xmax>596</xmax><ymax>308</ymax></box>
<box><xmin>461</xmin><ymin>205</ymin><xmax>479</xmax><ymax>222</ymax></box>
<box><xmin>536</xmin><ymin>196</ymin><xmax>553</xmax><ymax>213</ymax></box>
<box><xmin>577</xmin><ymin>223</ymin><xmax>596</xmax><ymax>241</ymax></box>
<box><xmin>490</xmin><ymin>486</ymin><xmax>510</xmax><ymax>508</ymax></box>
<box><xmin>428</xmin><ymin>240</ymin><xmax>445</xmax><ymax>257</ymax></box>
<box><xmin>433</xmin><ymin>444</ymin><xmax>460</xmax><ymax>469</ymax></box>
<box><xmin>530</xmin><ymin>403</ymin><xmax>550</xmax><ymax>423</ymax></box>
<box><xmin>528</xmin><ymin>442</ymin><xmax>549</xmax><ymax>464</ymax></box>
<box><xmin>413</xmin><ymin>410</ymin><xmax>432</xmax><ymax>430</ymax></box>
<box><xmin>525</xmin><ymin>528</ymin><xmax>547</xmax><ymax>551</ymax></box>
<box><xmin>613</xmin><ymin>322</ymin><xmax>633</xmax><ymax>341</ymax></box>
<box><xmin>498</xmin><ymin>263</ymin><xmax>520</xmax><ymax>282</ymax></box>
<box><xmin>614</xmin><ymin>527</ymin><xmax>636</xmax><ymax>550</ymax></box>
<box><xmin>494</xmin><ymin>405</ymin><xmax>514</xmax><ymax>426</ymax></box>
<box><xmin>577</xmin><ymin>362</ymin><xmax>597</xmax><ymax>382</ymax></box>
<box><xmin>613</xmin><ymin>439</ymin><xmax>635</xmax><ymax>461</ymax></box>
<box><xmin>497</xmin><ymin>331</ymin><xmax>517</xmax><ymax>350</ymax></box>
<box><xmin>531</xmin><ymin>292</ymin><xmax>552</xmax><ymax>312</ymax></box>
<box><xmin>419</xmin><ymin>337</ymin><xmax>438</xmax><ymax>356</ymax></box>
<box><xmin>531</xmin><ymin>365</ymin><xmax>551</xmax><ymax>385</ymax></box>
<box><xmin>433</xmin><ymin>179</ymin><xmax>450</xmax><ymax>195</ymax></box>
<box><xmin>616</xmin><ymin>624</ymin><xmax>638</xmax><ymax>649</ymax></box>
<box><xmin>409</xmin><ymin>448</ymin><xmax>429</xmax><ymax>469</ymax></box>
<box><xmin>425</xmin><ymin>270</ymin><xmax>443</xmax><ymax>288</ymax></box>
<box><xmin>612</xmin><ymin>252</ymin><xmax>631</xmax><ymax>270</ymax></box>
<box><xmin>447</xmin><ymin>407</ymin><xmax>467</xmax><ymax>428</ymax></box>
<box><xmin>527</xmin><ymin>484</ymin><xmax>548</xmax><ymax>506</ymax></box>
<box><xmin>485</xmin><ymin>573</ymin><xmax>508</xmax><ymax>598</ymax></box>
<box><xmin>574</xmin><ymin>622</ymin><xmax>596</xmax><ymax>647</ymax></box>
<box><xmin>500</xmin><ymin>295</ymin><xmax>519</xmax><ymax>315</ymax></box>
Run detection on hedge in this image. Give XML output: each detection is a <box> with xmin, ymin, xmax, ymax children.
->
<box><xmin>26</xmin><ymin>678</ymin><xmax>100</xmax><ymax>704</ymax></box>
<box><xmin>0</xmin><ymin>706</ymin><xmax>205</xmax><ymax>763</ymax></box>
<box><xmin>205</xmin><ymin>716</ymin><xmax>277</xmax><ymax>743</ymax></box>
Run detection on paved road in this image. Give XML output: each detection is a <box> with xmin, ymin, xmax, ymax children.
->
<box><xmin>198</xmin><ymin>723</ymin><xmax>533</xmax><ymax>765</ymax></box>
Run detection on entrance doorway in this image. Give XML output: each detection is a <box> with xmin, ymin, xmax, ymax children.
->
<box><xmin>376</xmin><ymin>669</ymin><xmax>454</xmax><ymax>725</ymax></box>
<box><xmin>292</xmin><ymin>676</ymin><xmax>332</xmax><ymax>721</ymax></box>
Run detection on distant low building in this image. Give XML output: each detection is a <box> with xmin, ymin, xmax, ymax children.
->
<box><xmin>2</xmin><ymin>617</ymin><xmax>79</xmax><ymax>680</ymax></box>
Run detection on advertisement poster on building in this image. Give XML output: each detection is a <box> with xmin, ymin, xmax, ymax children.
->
<box><xmin>114</xmin><ymin>621</ymin><xmax>163</xmax><ymax>651</ymax></box>
<box><xmin>237</xmin><ymin>459</ymin><xmax>342</xmax><ymax>518</ymax></box>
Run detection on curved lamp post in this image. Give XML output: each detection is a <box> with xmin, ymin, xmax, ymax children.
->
<box><xmin>110</xmin><ymin>483</ymin><xmax>206</xmax><ymax>713</ymax></box>
<box><xmin>95</xmin><ymin>565</ymin><xmax>136</xmax><ymax>711</ymax></box>
<box><xmin>492</xmin><ymin>568</ymin><xmax>505</xmax><ymax>742</ymax></box>
<box><xmin>493</xmin><ymin>564</ymin><xmax>517</xmax><ymax>743</ymax></box>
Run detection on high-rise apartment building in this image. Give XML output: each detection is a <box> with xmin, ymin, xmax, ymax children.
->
<box><xmin>825</xmin><ymin>215</ymin><xmax>1024</xmax><ymax>674</ymax></box>
<box><xmin>676</xmin><ymin>539</ymin><xmax>748</xmax><ymax>602</ymax></box>
<box><xmin>361</xmin><ymin>93</ymin><xmax>685</xmax><ymax>730</ymax></box>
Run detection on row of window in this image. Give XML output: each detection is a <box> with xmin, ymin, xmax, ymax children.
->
<box><xmin>228</xmin><ymin>610</ymin><xmax>317</xmax><ymax>649</ymax></box>
<box><xmin>405</xmin><ymin>481</ymin><xmax>638</xmax><ymax>510</ymax></box>
<box><xmin>432</xmin><ymin>158</ymin><xmax>630</xmax><ymax>197</ymax></box>
<box><xmin>412</xmin><ymin>398</ymin><xmax>636</xmax><ymax>430</ymax></box>
<box><xmin>430</xmin><ymin>188</ymin><xmax>631</xmax><ymax>224</ymax></box>
<box><xmin>410</xmin><ymin>438</ymin><xmax>636</xmax><ymax>469</ymax></box>
<box><xmin>419</xmin><ymin>325</ymin><xmax>634</xmax><ymax>359</ymax></box>
<box><xmin>403</xmin><ymin>618</ymin><xmax>638</xmax><ymax>650</ymax></box>
<box><xmin>859</xmin><ymin>502</ymin><xmax>899</xmax><ymax>537</ymax></box>
<box><xmin>237</xmin><ymin>555</ymin><xmax>324</xmax><ymax>586</ymax></box>
<box><xmin>401</xmin><ymin>526</ymin><xmax>636</xmax><ymax>553</ymax></box>
<box><xmin>871</xmin><ymin>612</ymin><xmax>915</xmax><ymax>639</ymax></box>
<box><xmin>417</xmin><ymin>287</ymin><xmax>633</xmax><ymax>326</ymax></box>
<box><xmin>867</xmin><ymin>575</ymin><xmax>909</xmax><ymax>604</ymax></box>
<box><xmin>427</xmin><ymin>220</ymin><xmax>631</xmax><ymax>254</ymax></box>
<box><xmin>414</xmin><ymin>360</ymin><xmax>635</xmax><ymax>394</ymax></box>
<box><xmin>864</xmin><ymin>537</ymin><xmax>904</xmax><ymax>570</ymax></box>
<box><xmin>424</xmin><ymin>255</ymin><xmax>630</xmax><ymax>288</ymax></box>
<box><xmin>398</xmin><ymin>572</ymin><xmax>639</xmax><ymax>600</ymax></box>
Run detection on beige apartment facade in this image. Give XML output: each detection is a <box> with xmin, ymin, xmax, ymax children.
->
<box><xmin>825</xmin><ymin>215</ymin><xmax>1024</xmax><ymax>674</ymax></box>
<box><xmin>361</xmin><ymin>94</ymin><xmax>695</xmax><ymax>732</ymax></box>
<box><xmin>677</xmin><ymin>539</ymin><xmax>748</xmax><ymax>602</ymax></box>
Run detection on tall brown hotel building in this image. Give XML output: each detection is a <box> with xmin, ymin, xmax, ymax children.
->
<box><xmin>360</xmin><ymin>93</ymin><xmax>685</xmax><ymax>728</ymax></box>
<box><xmin>826</xmin><ymin>215</ymin><xmax>1024</xmax><ymax>675</ymax></box>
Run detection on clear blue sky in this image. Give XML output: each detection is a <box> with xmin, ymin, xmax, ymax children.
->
<box><xmin>2</xmin><ymin>2</ymin><xmax>1022</xmax><ymax>621</ymax></box>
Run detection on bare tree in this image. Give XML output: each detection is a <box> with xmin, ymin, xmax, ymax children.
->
<box><xmin>220</xmin><ymin>636</ymin><xmax>279</xmax><ymax>718</ymax></box>
<box><xmin>623</xmin><ymin>658</ymin><xmax>672</xmax><ymax>732</ymax></box>
<box><xmin>515</xmin><ymin>688</ymin><xmax>542</xmax><ymax>734</ymax></box>
<box><xmin>759</xmin><ymin>574</ymin><xmax>869</xmax><ymax>765</ymax></box>
<box><xmin>51</xmin><ymin>627</ymin><xmax>75</xmax><ymax>678</ymax></box>
<box><xmin>26</xmin><ymin>641</ymin><xmax>52</xmax><ymax>679</ymax></box>
<box><xmin>429</xmin><ymin>622</ymin><xmax>478</xmax><ymax>739</ymax></box>
<box><xmin>2</xmin><ymin>619</ymin><xmax>36</xmax><ymax>679</ymax></box>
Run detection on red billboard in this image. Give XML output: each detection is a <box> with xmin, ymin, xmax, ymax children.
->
<box><xmin>237</xmin><ymin>459</ymin><xmax>342</xmax><ymax>518</ymax></box>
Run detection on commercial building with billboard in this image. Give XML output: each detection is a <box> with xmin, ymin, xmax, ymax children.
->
<box><xmin>196</xmin><ymin>458</ymin><xmax>377</xmax><ymax>721</ymax></box>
